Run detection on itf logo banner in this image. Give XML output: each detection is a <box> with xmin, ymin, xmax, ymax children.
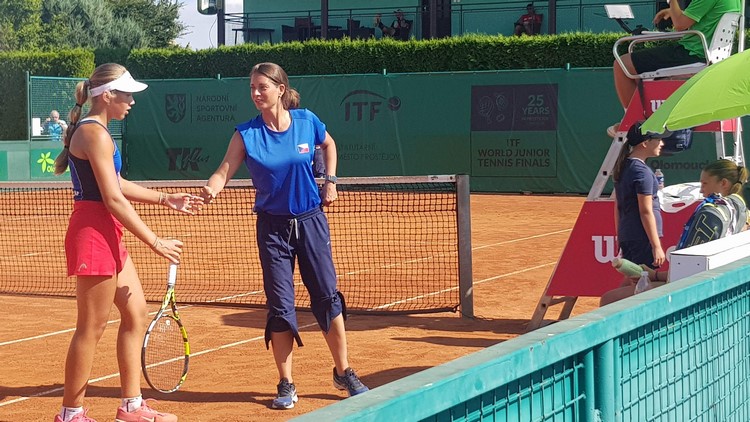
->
<box><xmin>470</xmin><ymin>84</ymin><xmax>558</xmax><ymax>132</ymax></box>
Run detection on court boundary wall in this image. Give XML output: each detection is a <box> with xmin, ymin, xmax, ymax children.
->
<box><xmin>293</xmin><ymin>257</ymin><xmax>750</xmax><ymax>421</ymax></box>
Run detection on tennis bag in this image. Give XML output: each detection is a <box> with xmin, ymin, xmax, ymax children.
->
<box><xmin>677</xmin><ymin>193</ymin><xmax>747</xmax><ymax>249</ymax></box>
<box><xmin>661</xmin><ymin>128</ymin><xmax>693</xmax><ymax>154</ymax></box>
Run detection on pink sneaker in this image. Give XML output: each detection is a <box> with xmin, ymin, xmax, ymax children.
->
<box><xmin>114</xmin><ymin>399</ymin><xmax>177</xmax><ymax>422</ymax></box>
<box><xmin>54</xmin><ymin>409</ymin><xmax>97</xmax><ymax>422</ymax></box>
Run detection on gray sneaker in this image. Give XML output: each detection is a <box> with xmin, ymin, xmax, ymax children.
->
<box><xmin>271</xmin><ymin>378</ymin><xmax>298</xmax><ymax>409</ymax></box>
<box><xmin>333</xmin><ymin>367</ymin><xmax>369</xmax><ymax>396</ymax></box>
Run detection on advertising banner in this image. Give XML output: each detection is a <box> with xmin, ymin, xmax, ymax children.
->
<box><xmin>546</xmin><ymin>200</ymin><xmax>697</xmax><ymax>297</ymax></box>
<box><xmin>29</xmin><ymin>147</ymin><xmax>65</xmax><ymax>179</ymax></box>
<box><xmin>123</xmin><ymin>70</ymin><xmax>747</xmax><ymax>194</ymax></box>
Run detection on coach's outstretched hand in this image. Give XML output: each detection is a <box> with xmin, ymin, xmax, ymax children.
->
<box><xmin>200</xmin><ymin>185</ymin><xmax>217</xmax><ymax>205</ymax></box>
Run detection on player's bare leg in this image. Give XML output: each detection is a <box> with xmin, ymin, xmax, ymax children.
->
<box><xmin>113</xmin><ymin>257</ymin><xmax>148</xmax><ymax>398</ymax></box>
<box><xmin>63</xmin><ymin>275</ymin><xmax>118</xmax><ymax>407</ymax></box>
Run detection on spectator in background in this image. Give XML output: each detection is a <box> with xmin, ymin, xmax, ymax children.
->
<box><xmin>43</xmin><ymin>110</ymin><xmax>68</xmax><ymax>142</ymax></box>
<box><xmin>514</xmin><ymin>3</ymin><xmax>543</xmax><ymax>36</ymax></box>
<box><xmin>375</xmin><ymin>9</ymin><xmax>413</xmax><ymax>40</ymax></box>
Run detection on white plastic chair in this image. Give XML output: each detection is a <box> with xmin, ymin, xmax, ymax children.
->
<box><xmin>613</xmin><ymin>12</ymin><xmax>741</xmax><ymax>80</ymax></box>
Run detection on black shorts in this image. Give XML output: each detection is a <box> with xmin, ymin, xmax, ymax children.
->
<box><xmin>619</xmin><ymin>240</ymin><xmax>659</xmax><ymax>269</ymax></box>
<box><xmin>631</xmin><ymin>44</ymin><xmax>703</xmax><ymax>74</ymax></box>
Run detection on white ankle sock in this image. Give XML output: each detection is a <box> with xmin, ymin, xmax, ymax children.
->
<box><xmin>121</xmin><ymin>395</ymin><xmax>143</xmax><ymax>412</ymax></box>
<box><xmin>60</xmin><ymin>406</ymin><xmax>83</xmax><ymax>422</ymax></box>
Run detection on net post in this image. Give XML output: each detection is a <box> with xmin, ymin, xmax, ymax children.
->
<box><xmin>456</xmin><ymin>174</ymin><xmax>474</xmax><ymax>318</ymax></box>
<box><xmin>26</xmin><ymin>71</ymin><xmax>31</xmax><ymax>141</ymax></box>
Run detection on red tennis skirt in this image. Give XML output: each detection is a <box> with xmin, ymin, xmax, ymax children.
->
<box><xmin>65</xmin><ymin>201</ymin><xmax>128</xmax><ymax>277</ymax></box>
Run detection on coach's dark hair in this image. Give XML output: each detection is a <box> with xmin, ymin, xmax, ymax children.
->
<box><xmin>54</xmin><ymin>63</ymin><xmax>128</xmax><ymax>175</ymax></box>
<box><xmin>703</xmin><ymin>159</ymin><xmax>749</xmax><ymax>195</ymax></box>
<box><xmin>250</xmin><ymin>62</ymin><xmax>300</xmax><ymax>110</ymax></box>
<box><xmin>612</xmin><ymin>141</ymin><xmax>633</xmax><ymax>183</ymax></box>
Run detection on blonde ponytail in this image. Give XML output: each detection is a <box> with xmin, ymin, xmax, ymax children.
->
<box><xmin>54</xmin><ymin>80</ymin><xmax>89</xmax><ymax>175</ymax></box>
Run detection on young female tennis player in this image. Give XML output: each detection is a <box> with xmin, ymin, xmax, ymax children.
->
<box><xmin>53</xmin><ymin>63</ymin><xmax>202</xmax><ymax>422</ymax></box>
<box><xmin>201</xmin><ymin>62</ymin><xmax>369</xmax><ymax>410</ymax></box>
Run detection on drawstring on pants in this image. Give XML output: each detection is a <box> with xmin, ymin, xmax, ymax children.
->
<box><xmin>287</xmin><ymin>217</ymin><xmax>300</xmax><ymax>244</ymax></box>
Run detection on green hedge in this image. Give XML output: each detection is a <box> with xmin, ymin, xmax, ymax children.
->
<box><xmin>3</xmin><ymin>31</ymin><xmax>748</xmax><ymax>139</ymax></box>
<box><xmin>0</xmin><ymin>49</ymin><xmax>94</xmax><ymax>140</ymax></box>
<box><xmin>124</xmin><ymin>32</ymin><xmax>625</xmax><ymax>79</ymax></box>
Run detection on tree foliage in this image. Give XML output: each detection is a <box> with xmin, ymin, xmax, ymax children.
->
<box><xmin>1</xmin><ymin>0</ymin><xmax>186</xmax><ymax>51</ymax></box>
<box><xmin>107</xmin><ymin>0</ymin><xmax>185</xmax><ymax>48</ymax></box>
<box><xmin>0</xmin><ymin>0</ymin><xmax>43</xmax><ymax>51</ymax></box>
<box><xmin>41</xmin><ymin>0</ymin><xmax>148</xmax><ymax>50</ymax></box>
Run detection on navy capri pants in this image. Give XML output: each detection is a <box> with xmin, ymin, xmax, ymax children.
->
<box><xmin>256</xmin><ymin>206</ymin><xmax>346</xmax><ymax>349</ymax></box>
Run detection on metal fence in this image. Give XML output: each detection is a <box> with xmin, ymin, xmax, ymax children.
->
<box><xmin>28</xmin><ymin>75</ymin><xmax>123</xmax><ymax>142</ymax></box>
<box><xmin>292</xmin><ymin>257</ymin><xmax>750</xmax><ymax>421</ymax></box>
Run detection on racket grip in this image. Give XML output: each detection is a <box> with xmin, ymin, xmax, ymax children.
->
<box><xmin>611</xmin><ymin>257</ymin><xmax>643</xmax><ymax>278</ymax></box>
<box><xmin>167</xmin><ymin>263</ymin><xmax>178</xmax><ymax>286</ymax></box>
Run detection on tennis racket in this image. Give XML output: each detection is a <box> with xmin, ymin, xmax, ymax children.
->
<box><xmin>141</xmin><ymin>263</ymin><xmax>190</xmax><ymax>393</ymax></box>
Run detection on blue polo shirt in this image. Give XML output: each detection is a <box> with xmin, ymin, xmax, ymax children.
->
<box><xmin>237</xmin><ymin>109</ymin><xmax>326</xmax><ymax>216</ymax></box>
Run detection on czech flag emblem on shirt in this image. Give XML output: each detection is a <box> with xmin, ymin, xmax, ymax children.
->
<box><xmin>297</xmin><ymin>143</ymin><xmax>310</xmax><ymax>154</ymax></box>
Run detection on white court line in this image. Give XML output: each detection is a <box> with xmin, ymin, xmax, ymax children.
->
<box><xmin>369</xmin><ymin>262</ymin><xmax>556</xmax><ymax>310</ymax></box>
<box><xmin>365</xmin><ymin>229</ymin><xmax>572</xmax><ymax>310</ymax></box>
<box><xmin>0</xmin><ymin>228</ymin><xmax>571</xmax><ymax>407</ymax></box>
<box><xmin>0</xmin><ymin>304</ymin><xmax>199</xmax><ymax>347</ymax></box>
<box><xmin>339</xmin><ymin>229</ymin><xmax>570</xmax><ymax>278</ymax></box>
<box><xmin>472</xmin><ymin>228</ymin><xmax>571</xmax><ymax>250</ymax></box>
<box><xmin>1</xmin><ymin>229</ymin><xmax>570</xmax><ymax>345</ymax></box>
<box><xmin>0</xmin><ymin>322</ymin><xmax>319</xmax><ymax>407</ymax></box>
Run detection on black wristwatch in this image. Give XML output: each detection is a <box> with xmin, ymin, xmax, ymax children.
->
<box><xmin>323</xmin><ymin>174</ymin><xmax>337</xmax><ymax>184</ymax></box>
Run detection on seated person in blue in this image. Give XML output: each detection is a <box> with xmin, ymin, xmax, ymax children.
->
<box><xmin>374</xmin><ymin>9</ymin><xmax>412</xmax><ymax>40</ymax></box>
<box><xmin>42</xmin><ymin>110</ymin><xmax>68</xmax><ymax>142</ymax></box>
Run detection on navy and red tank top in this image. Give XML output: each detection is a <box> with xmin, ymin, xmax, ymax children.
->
<box><xmin>68</xmin><ymin>119</ymin><xmax>122</xmax><ymax>201</ymax></box>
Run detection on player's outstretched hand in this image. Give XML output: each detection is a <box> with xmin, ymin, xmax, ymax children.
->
<box><xmin>165</xmin><ymin>193</ymin><xmax>204</xmax><ymax>215</ymax></box>
<box><xmin>151</xmin><ymin>237</ymin><xmax>184</xmax><ymax>264</ymax></box>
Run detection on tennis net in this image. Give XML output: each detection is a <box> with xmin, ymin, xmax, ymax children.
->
<box><xmin>0</xmin><ymin>175</ymin><xmax>472</xmax><ymax>315</ymax></box>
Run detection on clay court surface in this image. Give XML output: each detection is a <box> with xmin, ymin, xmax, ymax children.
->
<box><xmin>0</xmin><ymin>194</ymin><xmax>600</xmax><ymax>421</ymax></box>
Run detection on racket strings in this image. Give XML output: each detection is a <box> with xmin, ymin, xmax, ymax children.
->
<box><xmin>144</xmin><ymin>314</ymin><xmax>186</xmax><ymax>391</ymax></box>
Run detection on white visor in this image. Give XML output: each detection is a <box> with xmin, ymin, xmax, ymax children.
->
<box><xmin>89</xmin><ymin>71</ymin><xmax>148</xmax><ymax>97</ymax></box>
